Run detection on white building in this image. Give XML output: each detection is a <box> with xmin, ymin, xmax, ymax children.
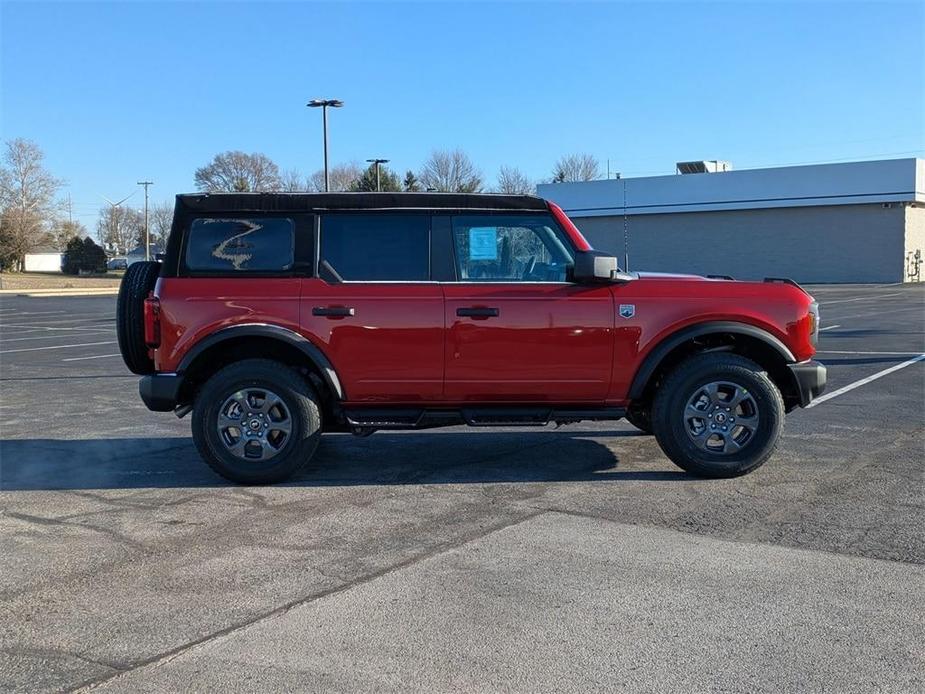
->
<box><xmin>538</xmin><ymin>158</ymin><xmax>925</xmax><ymax>283</ymax></box>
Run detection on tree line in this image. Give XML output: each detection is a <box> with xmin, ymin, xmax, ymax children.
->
<box><xmin>193</xmin><ymin>150</ymin><xmax>604</xmax><ymax>194</ymax></box>
<box><xmin>0</xmin><ymin>136</ymin><xmax>605</xmax><ymax>272</ymax></box>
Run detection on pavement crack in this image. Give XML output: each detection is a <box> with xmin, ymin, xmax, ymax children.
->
<box><xmin>4</xmin><ymin>510</ymin><xmax>150</xmax><ymax>554</ymax></box>
<box><xmin>0</xmin><ymin>646</ymin><xmax>125</xmax><ymax>673</ymax></box>
<box><xmin>69</xmin><ymin>507</ymin><xmax>549</xmax><ymax>692</ymax></box>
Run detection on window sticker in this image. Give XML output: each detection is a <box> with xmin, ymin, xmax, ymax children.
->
<box><xmin>469</xmin><ymin>227</ymin><xmax>498</xmax><ymax>260</ymax></box>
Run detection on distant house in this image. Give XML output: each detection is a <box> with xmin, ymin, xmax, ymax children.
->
<box><xmin>126</xmin><ymin>244</ymin><xmax>164</xmax><ymax>266</ymax></box>
<box><xmin>24</xmin><ymin>245</ymin><xmax>63</xmax><ymax>273</ymax></box>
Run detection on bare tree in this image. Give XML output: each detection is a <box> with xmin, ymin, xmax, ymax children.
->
<box><xmin>280</xmin><ymin>169</ymin><xmax>311</xmax><ymax>192</ymax></box>
<box><xmin>419</xmin><ymin>149</ymin><xmax>482</xmax><ymax>193</ymax></box>
<box><xmin>97</xmin><ymin>205</ymin><xmax>143</xmax><ymax>255</ymax></box>
<box><xmin>496</xmin><ymin>166</ymin><xmax>534</xmax><ymax>195</ymax></box>
<box><xmin>552</xmin><ymin>153</ymin><xmax>601</xmax><ymax>182</ymax></box>
<box><xmin>308</xmin><ymin>163</ymin><xmax>363</xmax><ymax>192</ymax></box>
<box><xmin>49</xmin><ymin>219</ymin><xmax>87</xmax><ymax>251</ymax></box>
<box><xmin>0</xmin><ymin>138</ymin><xmax>62</xmax><ymax>270</ymax></box>
<box><xmin>149</xmin><ymin>201</ymin><xmax>174</xmax><ymax>248</ymax></box>
<box><xmin>194</xmin><ymin>151</ymin><xmax>282</xmax><ymax>192</ymax></box>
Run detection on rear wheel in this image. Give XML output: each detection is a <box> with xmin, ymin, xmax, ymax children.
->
<box><xmin>652</xmin><ymin>353</ymin><xmax>784</xmax><ymax>478</ymax></box>
<box><xmin>192</xmin><ymin>359</ymin><xmax>322</xmax><ymax>484</ymax></box>
<box><xmin>116</xmin><ymin>261</ymin><xmax>160</xmax><ymax>375</ymax></box>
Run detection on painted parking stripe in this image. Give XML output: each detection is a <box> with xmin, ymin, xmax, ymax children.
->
<box><xmin>0</xmin><ymin>341</ymin><xmax>116</xmax><ymax>355</ymax></box>
<box><xmin>0</xmin><ymin>317</ymin><xmax>112</xmax><ymax>327</ymax></box>
<box><xmin>0</xmin><ymin>331</ymin><xmax>113</xmax><ymax>343</ymax></box>
<box><xmin>816</xmin><ymin>349</ymin><xmax>923</xmax><ymax>355</ymax></box>
<box><xmin>0</xmin><ymin>324</ymin><xmax>114</xmax><ymax>332</ymax></box>
<box><xmin>818</xmin><ymin>325</ymin><xmax>841</xmax><ymax>332</ymax></box>
<box><xmin>62</xmin><ymin>353</ymin><xmax>122</xmax><ymax>362</ymax></box>
<box><xmin>820</xmin><ymin>292</ymin><xmax>903</xmax><ymax>305</ymax></box>
<box><xmin>807</xmin><ymin>353</ymin><xmax>925</xmax><ymax>408</ymax></box>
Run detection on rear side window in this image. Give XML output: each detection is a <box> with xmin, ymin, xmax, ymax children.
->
<box><xmin>185</xmin><ymin>217</ymin><xmax>295</xmax><ymax>272</ymax></box>
<box><xmin>320</xmin><ymin>214</ymin><xmax>430</xmax><ymax>281</ymax></box>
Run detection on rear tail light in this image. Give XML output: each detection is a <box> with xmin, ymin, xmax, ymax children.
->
<box><xmin>143</xmin><ymin>293</ymin><xmax>161</xmax><ymax>348</ymax></box>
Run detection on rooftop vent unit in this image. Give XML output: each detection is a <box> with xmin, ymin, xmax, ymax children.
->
<box><xmin>676</xmin><ymin>160</ymin><xmax>733</xmax><ymax>175</ymax></box>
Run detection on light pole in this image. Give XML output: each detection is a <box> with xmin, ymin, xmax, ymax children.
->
<box><xmin>307</xmin><ymin>98</ymin><xmax>344</xmax><ymax>192</ymax></box>
<box><xmin>137</xmin><ymin>181</ymin><xmax>153</xmax><ymax>260</ymax></box>
<box><xmin>366</xmin><ymin>158</ymin><xmax>389</xmax><ymax>192</ymax></box>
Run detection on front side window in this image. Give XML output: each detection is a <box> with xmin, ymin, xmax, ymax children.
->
<box><xmin>320</xmin><ymin>214</ymin><xmax>430</xmax><ymax>281</ymax></box>
<box><xmin>451</xmin><ymin>215</ymin><xmax>574</xmax><ymax>282</ymax></box>
<box><xmin>185</xmin><ymin>217</ymin><xmax>295</xmax><ymax>272</ymax></box>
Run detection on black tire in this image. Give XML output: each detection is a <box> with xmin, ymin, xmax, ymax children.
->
<box><xmin>625</xmin><ymin>403</ymin><xmax>653</xmax><ymax>434</ymax></box>
<box><xmin>651</xmin><ymin>353</ymin><xmax>784</xmax><ymax>478</ymax></box>
<box><xmin>116</xmin><ymin>261</ymin><xmax>160</xmax><ymax>375</ymax></box>
<box><xmin>192</xmin><ymin>359</ymin><xmax>322</xmax><ymax>484</ymax></box>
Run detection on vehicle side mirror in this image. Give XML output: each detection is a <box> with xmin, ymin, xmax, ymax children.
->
<box><xmin>572</xmin><ymin>250</ymin><xmax>627</xmax><ymax>283</ymax></box>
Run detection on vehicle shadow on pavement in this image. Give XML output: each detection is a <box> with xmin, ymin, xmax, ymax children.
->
<box><xmin>0</xmin><ymin>430</ymin><xmax>689</xmax><ymax>491</ymax></box>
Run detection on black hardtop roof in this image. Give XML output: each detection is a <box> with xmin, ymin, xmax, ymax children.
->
<box><xmin>174</xmin><ymin>191</ymin><xmax>549</xmax><ymax>214</ymax></box>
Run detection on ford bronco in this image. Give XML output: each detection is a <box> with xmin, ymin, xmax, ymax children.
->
<box><xmin>117</xmin><ymin>192</ymin><xmax>825</xmax><ymax>484</ymax></box>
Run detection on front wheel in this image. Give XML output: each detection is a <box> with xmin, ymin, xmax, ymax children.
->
<box><xmin>192</xmin><ymin>359</ymin><xmax>322</xmax><ymax>484</ymax></box>
<box><xmin>652</xmin><ymin>353</ymin><xmax>784</xmax><ymax>478</ymax></box>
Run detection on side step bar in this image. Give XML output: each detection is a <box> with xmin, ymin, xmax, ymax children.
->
<box><xmin>342</xmin><ymin>406</ymin><xmax>626</xmax><ymax>432</ymax></box>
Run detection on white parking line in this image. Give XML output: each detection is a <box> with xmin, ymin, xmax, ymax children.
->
<box><xmin>820</xmin><ymin>292</ymin><xmax>902</xmax><ymax>305</ymax></box>
<box><xmin>807</xmin><ymin>353</ymin><xmax>925</xmax><ymax>408</ymax></box>
<box><xmin>61</xmin><ymin>353</ymin><xmax>122</xmax><ymax>362</ymax></box>
<box><xmin>0</xmin><ymin>341</ymin><xmax>116</xmax><ymax>355</ymax></box>
<box><xmin>817</xmin><ymin>349</ymin><xmax>923</xmax><ymax>355</ymax></box>
<box><xmin>0</xmin><ymin>317</ymin><xmax>111</xmax><ymax>327</ymax></box>
<box><xmin>0</xmin><ymin>310</ymin><xmax>67</xmax><ymax>317</ymax></box>
<box><xmin>818</xmin><ymin>325</ymin><xmax>841</xmax><ymax>332</ymax></box>
<box><xmin>0</xmin><ymin>331</ymin><xmax>113</xmax><ymax>343</ymax></box>
<box><xmin>0</xmin><ymin>324</ymin><xmax>114</xmax><ymax>332</ymax></box>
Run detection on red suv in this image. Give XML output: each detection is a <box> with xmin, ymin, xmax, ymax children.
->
<box><xmin>117</xmin><ymin>192</ymin><xmax>825</xmax><ymax>484</ymax></box>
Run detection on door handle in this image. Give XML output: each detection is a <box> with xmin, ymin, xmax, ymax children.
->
<box><xmin>456</xmin><ymin>307</ymin><xmax>499</xmax><ymax>318</ymax></box>
<box><xmin>312</xmin><ymin>306</ymin><xmax>355</xmax><ymax>317</ymax></box>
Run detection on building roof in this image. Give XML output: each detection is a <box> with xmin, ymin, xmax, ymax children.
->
<box><xmin>175</xmin><ymin>192</ymin><xmax>549</xmax><ymax>213</ymax></box>
<box><xmin>538</xmin><ymin>158</ymin><xmax>925</xmax><ymax>217</ymax></box>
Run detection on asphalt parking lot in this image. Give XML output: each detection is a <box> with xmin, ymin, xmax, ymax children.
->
<box><xmin>1</xmin><ymin>284</ymin><xmax>923</xmax><ymax>693</ymax></box>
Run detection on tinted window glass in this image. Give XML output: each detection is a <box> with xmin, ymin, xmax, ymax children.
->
<box><xmin>452</xmin><ymin>215</ymin><xmax>574</xmax><ymax>282</ymax></box>
<box><xmin>321</xmin><ymin>214</ymin><xmax>430</xmax><ymax>281</ymax></box>
<box><xmin>186</xmin><ymin>217</ymin><xmax>294</xmax><ymax>272</ymax></box>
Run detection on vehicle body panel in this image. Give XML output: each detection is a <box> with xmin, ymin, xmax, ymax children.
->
<box><xmin>443</xmin><ymin>283</ymin><xmax>615</xmax><ymax>402</ymax></box>
<box><xmin>153</xmin><ymin>277</ymin><xmax>302</xmax><ymax>373</ymax></box>
<box><xmin>299</xmin><ymin>279</ymin><xmax>444</xmax><ymax>402</ymax></box>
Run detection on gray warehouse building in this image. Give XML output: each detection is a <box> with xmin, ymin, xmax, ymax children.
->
<box><xmin>537</xmin><ymin>158</ymin><xmax>924</xmax><ymax>283</ymax></box>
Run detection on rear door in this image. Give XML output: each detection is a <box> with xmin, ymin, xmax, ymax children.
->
<box><xmin>300</xmin><ymin>212</ymin><xmax>444</xmax><ymax>403</ymax></box>
<box><xmin>441</xmin><ymin>213</ymin><xmax>615</xmax><ymax>403</ymax></box>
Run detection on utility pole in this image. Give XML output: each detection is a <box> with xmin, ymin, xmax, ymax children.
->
<box><xmin>307</xmin><ymin>99</ymin><xmax>344</xmax><ymax>192</ymax></box>
<box><xmin>366</xmin><ymin>158</ymin><xmax>389</xmax><ymax>192</ymax></box>
<box><xmin>137</xmin><ymin>181</ymin><xmax>153</xmax><ymax>260</ymax></box>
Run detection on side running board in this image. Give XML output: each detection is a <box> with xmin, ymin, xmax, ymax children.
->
<box><xmin>342</xmin><ymin>407</ymin><xmax>626</xmax><ymax>431</ymax></box>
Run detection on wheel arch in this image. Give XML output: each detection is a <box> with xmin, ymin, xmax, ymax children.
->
<box><xmin>628</xmin><ymin>321</ymin><xmax>802</xmax><ymax>411</ymax></box>
<box><xmin>176</xmin><ymin>324</ymin><xmax>345</xmax><ymax>413</ymax></box>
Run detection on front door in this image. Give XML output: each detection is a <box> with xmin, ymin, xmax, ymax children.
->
<box><xmin>441</xmin><ymin>214</ymin><xmax>614</xmax><ymax>403</ymax></box>
<box><xmin>301</xmin><ymin>213</ymin><xmax>444</xmax><ymax>403</ymax></box>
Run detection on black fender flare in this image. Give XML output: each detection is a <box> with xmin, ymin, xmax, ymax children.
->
<box><xmin>627</xmin><ymin>321</ymin><xmax>796</xmax><ymax>400</ymax></box>
<box><xmin>177</xmin><ymin>324</ymin><xmax>345</xmax><ymax>400</ymax></box>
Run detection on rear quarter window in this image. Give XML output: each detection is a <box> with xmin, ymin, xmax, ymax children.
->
<box><xmin>185</xmin><ymin>217</ymin><xmax>295</xmax><ymax>272</ymax></box>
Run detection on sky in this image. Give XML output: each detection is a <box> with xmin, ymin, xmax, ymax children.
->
<box><xmin>1</xmin><ymin>0</ymin><xmax>923</xmax><ymax>227</ymax></box>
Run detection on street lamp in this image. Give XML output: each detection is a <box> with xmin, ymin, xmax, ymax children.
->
<box><xmin>366</xmin><ymin>158</ymin><xmax>389</xmax><ymax>192</ymax></box>
<box><xmin>137</xmin><ymin>181</ymin><xmax>153</xmax><ymax>260</ymax></box>
<box><xmin>307</xmin><ymin>98</ymin><xmax>344</xmax><ymax>192</ymax></box>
